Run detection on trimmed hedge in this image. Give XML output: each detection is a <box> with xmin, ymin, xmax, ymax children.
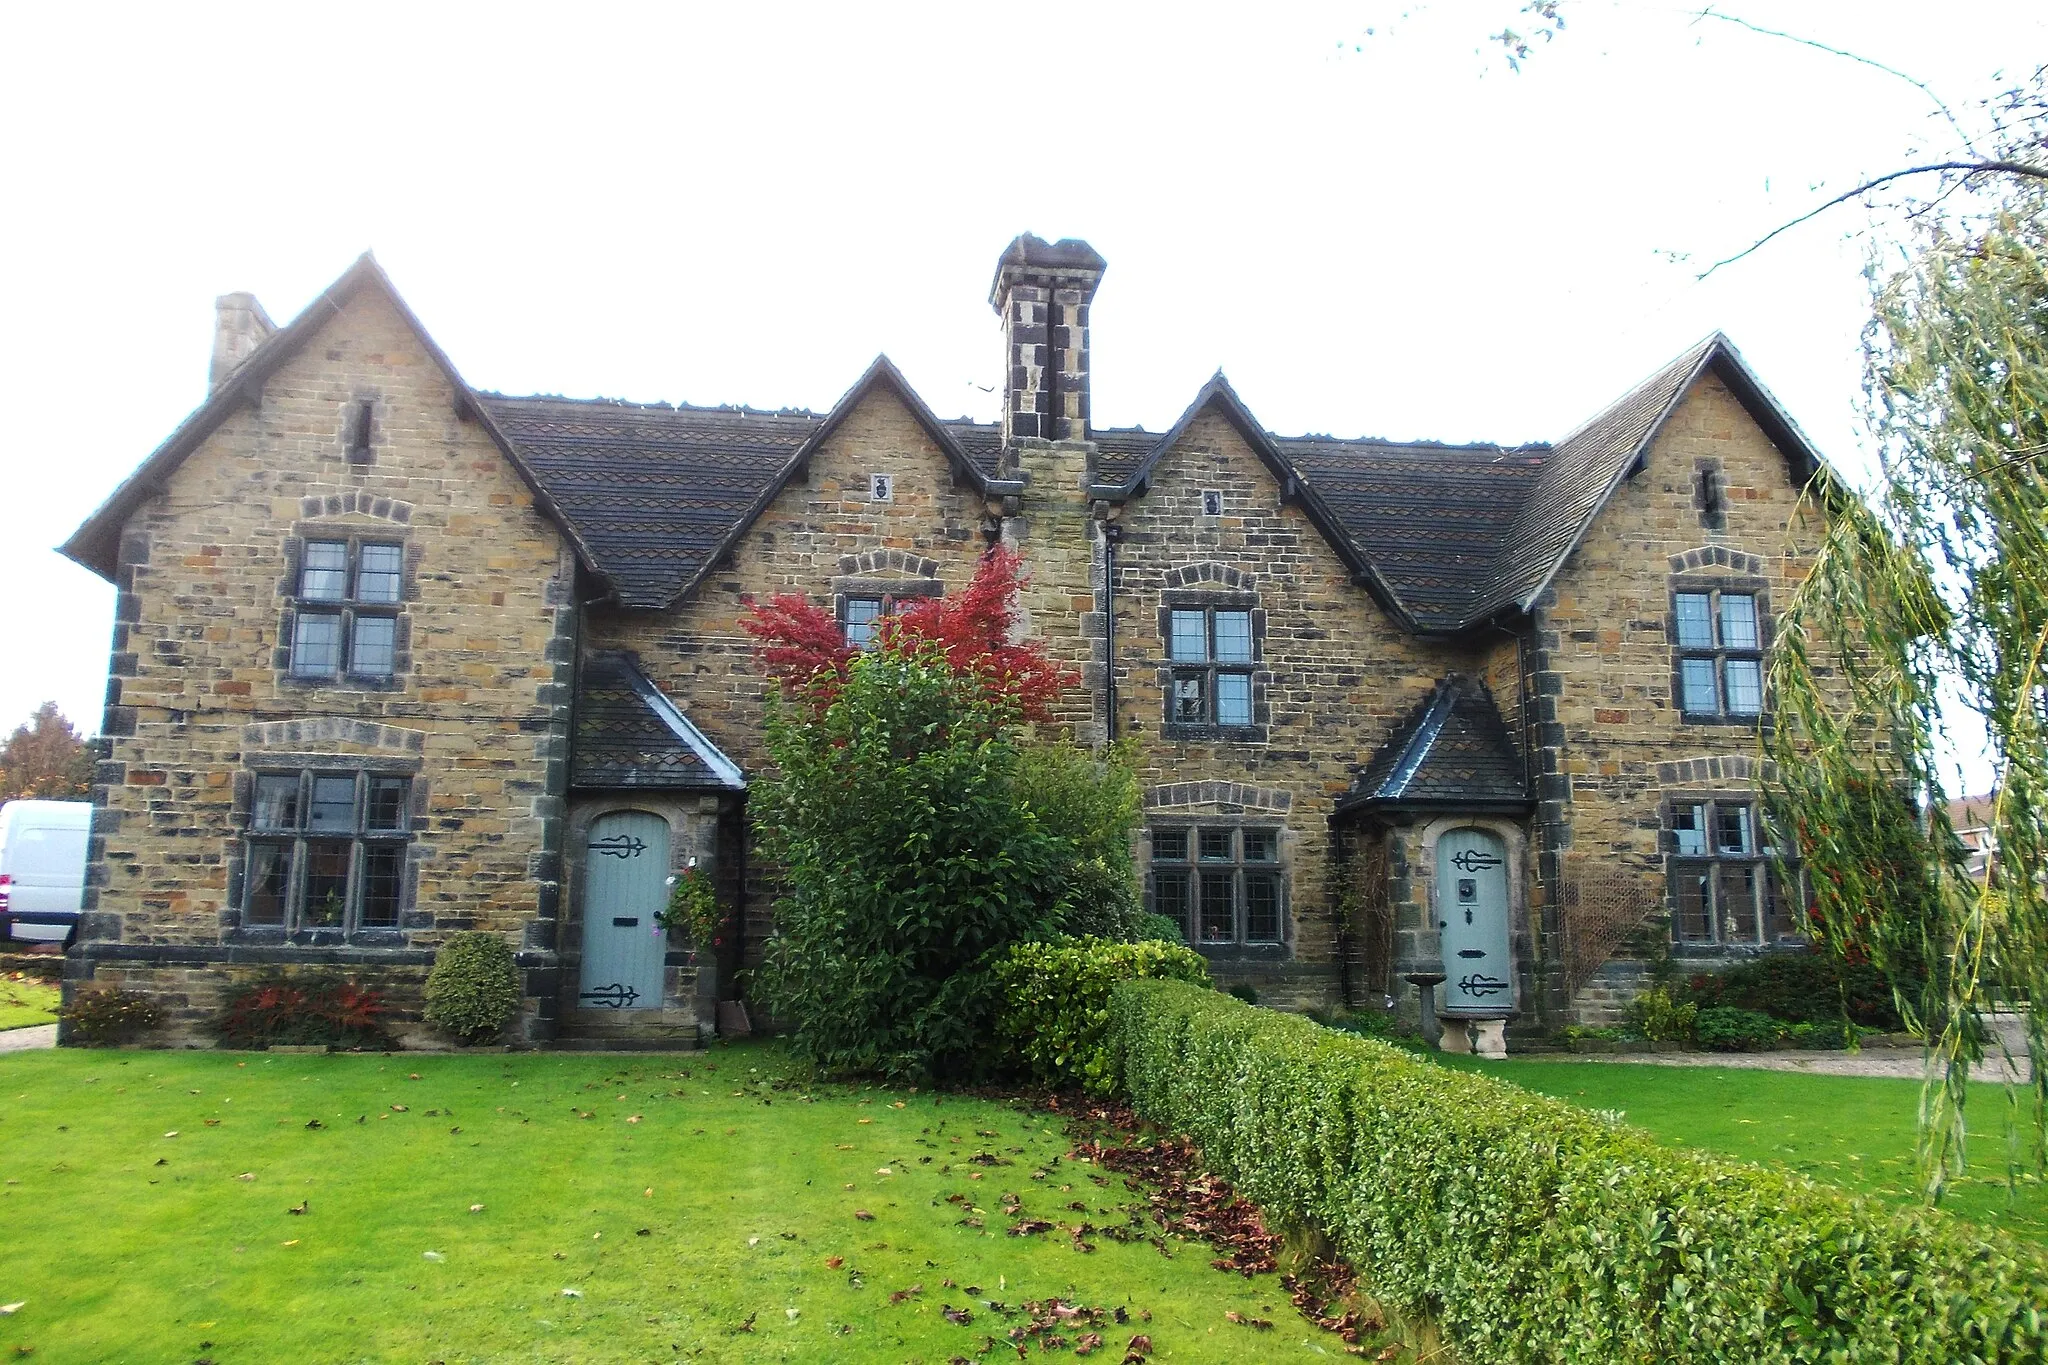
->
<box><xmin>993</xmin><ymin>936</ymin><xmax>1208</xmax><ymax>1093</ymax></box>
<box><xmin>1108</xmin><ymin>980</ymin><xmax>2048</xmax><ymax>1363</ymax></box>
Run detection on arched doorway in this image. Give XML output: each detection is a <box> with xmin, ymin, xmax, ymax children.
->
<box><xmin>578</xmin><ymin>810</ymin><xmax>669</xmax><ymax>1010</ymax></box>
<box><xmin>1436</xmin><ymin>826</ymin><xmax>1513</xmax><ymax>1015</ymax></box>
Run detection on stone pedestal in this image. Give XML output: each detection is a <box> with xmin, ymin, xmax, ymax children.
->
<box><xmin>1440</xmin><ymin>1017</ymin><xmax>1508</xmax><ymax>1059</ymax></box>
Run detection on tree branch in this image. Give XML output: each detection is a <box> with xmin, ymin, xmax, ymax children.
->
<box><xmin>1693</xmin><ymin>7</ymin><xmax>1980</xmax><ymax>157</ymax></box>
<box><xmin>1699</xmin><ymin>160</ymin><xmax>2048</xmax><ymax>279</ymax></box>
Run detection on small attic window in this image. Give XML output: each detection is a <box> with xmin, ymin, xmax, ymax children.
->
<box><xmin>345</xmin><ymin>401</ymin><xmax>374</xmax><ymax>464</ymax></box>
<box><xmin>1201</xmin><ymin>489</ymin><xmax>1224</xmax><ymax>516</ymax></box>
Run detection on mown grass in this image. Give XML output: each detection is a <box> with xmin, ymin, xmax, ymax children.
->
<box><xmin>0</xmin><ymin>1044</ymin><xmax>1354</xmax><ymax>1363</ymax></box>
<box><xmin>1438</xmin><ymin>1054</ymin><xmax>2048</xmax><ymax>1242</ymax></box>
<box><xmin>0</xmin><ymin>974</ymin><xmax>57</xmax><ymax>1031</ymax></box>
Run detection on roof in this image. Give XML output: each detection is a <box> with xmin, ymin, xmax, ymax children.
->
<box><xmin>60</xmin><ymin>254</ymin><xmax>607</xmax><ymax>589</ymax></box>
<box><xmin>68</xmin><ymin>254</ymin><xmax>1834</xmax><ymax>637</ymax></box>
<box><xmin>1339</xmin><ymin>676</ymin><xmax>1528</xmax><ymax>814</ymax></box>
<box><xmin>571</xmin><ymin>653</ymin><xmax>745</xmax><ymax>791</ymax></box>
<box><xmin>497</xmin><ymin>355</ymin><xmax>1016</xmax><ymax>609</ymax></box>
<box><xmin>1474</xmin><ymin>332</ymin><xmax>1834</xmax><ymax>619</ymax></box>
<box><xmin>1106</xmin><ymin>333</ymin><xmax>1835</xmax><ymax>633</ymax></box>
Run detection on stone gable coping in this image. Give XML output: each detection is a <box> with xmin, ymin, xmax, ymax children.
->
<box><xmin>1145</xmin><ymin>780</ymin><xmax>1292</xmax><ymax>813</ymax></box>
<box><xmin>299</xmin><ymin>489</ymin><xmax>415</xmax><ymax>523</ymax></box>
<box><xmin>1163</xmin><ymin>561</ymin><xmax>1257</xmax><ymax>591</ymax></box>
<box><xmin>837</xmin><ymin>547</ymin><xmax>941</xmax><ymax>579</ymax></box>
<box><xmin>1666</xmin><ymin>544</ymin><xmax>1766</xmax><ymax>576</ymax></box>
<box><xmin>243</xmin><ymin>717</ymin><xmax>427</xmax><ymax>753</ymax></box>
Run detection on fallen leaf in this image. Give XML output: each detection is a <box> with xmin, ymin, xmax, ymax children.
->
<box><xmin>203</xmin><ymin>1119</ymin><xmax>220</xmax><ymax>1127</ymax></box>
<box><xmin>408</xmin><ymin>1074</ymin><xmax>421</xmax><ymax>1080</ymax></box>
<box><xmin>280</xmin><ymin>1239</ymin><xmax>299</xmax><ymax>1248</ymax></box>
<box><xmin>636</xmin><ymin>1228</ymin><xmax>651</xmax><ymax>1237</ymax></box>
<box><xmin>0</xmin><ymin>1304</ymin><xmax>21</xmax><ymax>1316</ymax></box>
<box><xmin>469</xmin><ymin>1204</ymin><xmax>484</xmax><ymax>1213</ymax></box>
<box><xmin>422</xmin><ymin>1251</ymin><xmax>445</xmax><ymax>1262</ymax></box>
<box><xmin>733</xmin><ymin>1311</ymin><xmax>756</xmax><ymax>1333</ymax></box>
<box><xmin>857</xmin><ymin>1118</ymin><xmax>873</xmax><ymax>1125</ymax></box>
<box><xmin>153</xmin><ymin>1158</ymin><xmax>167</xmax><ymax>1167</ymax></box>
<box><xmin>835</xmin><ymin>1144</ymin><xmax>853</xmax><ymax>1150</ymax></box>
<box><xmin>887</xmin><ymin>1283</ymin><xmax>923</xmax><ymax>1305</ymax></box>
<box><xmin>853</xmin><ymin>1210</ymin><xmax>875</xmax><ymax>1221</ymax></box>
<box><xmin>236</xmin><ymin>1173</ymin><xmax>254</xmax><ymax>1181</ymax></box>
<box><xmin>561</xmin><ymin>1288</ymin><xmax>582</xmax><ymax>1298</ymax></box>
<box><xmin>304</xmin><ymin>1120</ymin><xmax>323</xmax><ymax>1130</ymax></box>
<box><xmin>875</xmin><ymin>1167</ymin><xmax>892</xmax><ymax>1176</ymax></box>
<box><xmin>286</xmin><ymin>1200</ymin><xmax>308</xmax><ymax>1216</ymax></box>
<box><xmin>390</xmin><ymin>1104</ymin><xmax>408</xmax><ymax>1113</ymax></box>
<box><xmin>644</xmin><ymin>1188</ymin><xmax>653</xmax><ymax>1197</ymax></box>
<box><xmin>626</xmin><ymin>1115</ymin><xmax>642</xmax><ymax>1125</ymax></box>
<box><xmin>942</xmin><ymin>1304</ymin><xmax>973</xmax><ymax>1325</ymax></box>
<box><xmin>162</xmin><ymin>1131</ymin><xmax>178</xmax><ymax>1139</ymax></box>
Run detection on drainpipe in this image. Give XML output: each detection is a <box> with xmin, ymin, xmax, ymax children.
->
<box><xmin>1101</xmin><ymin>520</ymin><xmax>1122</xmax><ymax>743</ymax></box>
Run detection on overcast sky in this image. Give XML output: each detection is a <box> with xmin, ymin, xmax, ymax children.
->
<box><xmin>2</xmin><ymin>1</ymin><xmax>2035</xmax><ymax>787</ymax></box>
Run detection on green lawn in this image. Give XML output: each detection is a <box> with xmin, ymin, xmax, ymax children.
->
<box><xmin>1438</xmin><ymin>1054</ymin><xmax>2048</xmax><ymax>1242</ymax></box>
<box><xmin>0</xmin><ymin>1045</ymin><xmax>1360</xmax><ymax>1363</ymax></box>
<box><xmin>0</xmin><ymin>975</ymin><xmax>58</xmax><ymax>1031</ymax></box>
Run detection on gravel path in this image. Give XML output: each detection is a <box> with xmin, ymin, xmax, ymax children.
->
<box><xmin>0</xmin><ymin>1024</ymin><xmax>56</xmax><ymax>1053</ymax></box>
<box><xmin>1561</xmin><ymin>1045</ymin><xmax>2032</xmax><ymax>1083</ymax></box>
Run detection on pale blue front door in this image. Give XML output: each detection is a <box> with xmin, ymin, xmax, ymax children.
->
<box><xmin>1437</xmin><ymin>827</ymin><xmax>1513</xmax><ymax>1016</ymax></box>
<box><xmin>578</xmin><ymin>811</ymin><xmax>669</xmax><ymax>1010</ymax></box>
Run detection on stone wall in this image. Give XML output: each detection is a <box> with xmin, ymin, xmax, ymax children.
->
<box><xmin>71</xmin><ymin>284</ymin><xmax>575</xmax><ymax>1038</ymax></box>
<box><xmin>1535</xmin><ymin>372</ymin><xmax>1829</xmax><ymax>1021</ymax></box>
<box><xmin>1106</xmin><ymin>408</ymin><xmax>1480</xmax><ymax>1005</ymax></box>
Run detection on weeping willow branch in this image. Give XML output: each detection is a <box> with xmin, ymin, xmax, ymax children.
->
<box><xmin>1769</xmin><ymin>203</ymin><xmax>2048</xmax><ymax>1197</ymax></box>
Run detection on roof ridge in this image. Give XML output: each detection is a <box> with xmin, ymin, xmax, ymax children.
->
<box><xmin>482</xmin><ymin>392</ymin><xmax>824</xmax><ymax>419</ymax></box>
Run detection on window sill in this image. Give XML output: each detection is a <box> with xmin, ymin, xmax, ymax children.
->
<box><xmin>280</xmin><ymin>674</ymin><xmax>406</xmax><ymax>693</ymax></box>
<box><xmin>1161</xmin><ymin>723</ymin><xmax>1268</xmax><ymax>744</ymax></box>
<box><xmin>224</xmin><ymin>926</ymin><xmax>410</xmax><ymax>947</ymax></box>
<box><xmin>1677</xmin><ymin>711</ymin><xmax>1767</xmax><ymax>728</ymax></box>
<box><xmin>1195</xmin><ymin>942</ymin><xmax>1291</xmax><ymax>963</ymax></box>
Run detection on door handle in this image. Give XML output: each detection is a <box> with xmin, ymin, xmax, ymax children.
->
<box><xmin>613</xmin><ymin>917</ymin><xmax>639</xmax><ymax>927</ymax></box>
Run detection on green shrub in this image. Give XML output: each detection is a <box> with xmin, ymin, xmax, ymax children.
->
<box><xmin>58</xmin><ymin>987</ymin><xmax>165</xmax><ymax>1045</ymax></box>
<box><xmin>753</xmin><ymin>648</ymin><xmax>1062</xmax><ymax>1081</ymax></box>
<box><xmin>422</xmin><ymin>933</ymin><xmax>523</xmax><ymax>1044</ymax></box>
<box><xmin>1692</xmin><ymin>1004</ymin><xmax>1787</xmax><ymax>1052</ymax></box>
<box><xmin>217</xmin><ymin>977</ymin><xmax>391</xmax><ymax>1049</ymax></box>
<box><xmin>1014</xmin><ymin>741</ymin><xmax>1149</xmax><ymax>941</ymax></box>
<box><xmin>1226</xmin><ymin>982</ymin><xmax>1260</xmax><ymax>1006</ymax></box>
<box><xmin>1128</xmin><ymin>911</ymin><xmax>1185</xmax><ymax>944</ymax></box>
<box><xmin>992</xmin><ymin>935</ymin><xmax>1209</xmax><ymax>1093</ymax></box>
<box><xmin>1686</xmin><ymin>953</ymin><xmax>1905</xmax><ymax>1031</ymax></box>
<box><xmin>1628</xmin><ymin>984</ymin><xmax>1697</xmax><ymax>1042</ymax></box>
<box><xmin>1108</xmin><ymin>980</ymin><xmax>2048</xmax><ymax>1363</ymax></box>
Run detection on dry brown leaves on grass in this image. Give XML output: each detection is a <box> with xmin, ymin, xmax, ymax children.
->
<box><xmin>1060</xmin><ymin>1098</ymin><xmax>1387</xmax><ymax>1356</ymax></box>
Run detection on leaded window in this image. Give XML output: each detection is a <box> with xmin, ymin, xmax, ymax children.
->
<box><xmin>1667</xmin><ymin>798</ymin><xmax>1801</xmax><ymax>945</ymax></box>
<box><xmin>1167</xmin><ymin>607</ymin><xmax>1255</xmax><ymax>728</ymax></box>
<box><xmin>289</xmin><ymin>538</ymin><xmax>406</xmax><ymax>680</ymax></box>
<box><xmin>245</xmin><ymin>770</ymin><xmax>412</xmax><ymax>932</ymax></box>
<box><xmin>1673</xmin><ymin>588</ymin><xmax>1764</xmax><ymax>718</ymax></box>
<box><xmin>1151</xmin><ymin>825</ymin><xmax>1283</xmax><ymax>947</ymax></box>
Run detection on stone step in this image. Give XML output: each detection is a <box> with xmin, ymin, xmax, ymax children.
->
<box><xmin>556</xmin><ymin>1007</ymin><xmax>701</xmax><ymax>1050</ymax></box>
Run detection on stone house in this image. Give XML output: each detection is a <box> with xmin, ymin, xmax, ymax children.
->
<box><xmin>58</xmin><ymin>235</ymin><xmax>1836</xmax><ymax>1047</ymax></box>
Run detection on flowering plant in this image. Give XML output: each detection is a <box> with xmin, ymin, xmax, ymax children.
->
<box><xmin>658</xmin><ymin>862</ymin><xmax>721</xmax><ymax>946</ymax></box>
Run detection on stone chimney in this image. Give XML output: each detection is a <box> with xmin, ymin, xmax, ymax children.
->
<box><xmin>210</xmin><ymin>291</ymin><xmax>276</xmax><ymax>391</ymax></box>
<box><xmin>989</xmin><ymin>234</ymin><xmax>1106</xmax><ymax>447</ymax></box>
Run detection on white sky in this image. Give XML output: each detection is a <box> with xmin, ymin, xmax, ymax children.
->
<box><xmin>1</xmin><ymin>1</ymin><xmax>2036</xmax><ymax>790</ymax></box>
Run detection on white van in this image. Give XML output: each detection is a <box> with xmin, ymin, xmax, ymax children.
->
<box><xmin>0</xmin><ymin>800</ymin><xmax>92</xmax><ymax>945</ymax></box>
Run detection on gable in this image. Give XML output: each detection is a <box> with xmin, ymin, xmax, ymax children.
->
<box><xmin>494</xmin><ymin>356</ymin><xmax>1015</xmax><ymax>610</ymax></box>
<box><xmin>61</xmin><ymin>254</ymin><xmax>602</xmax><ymax>588</ymax></box>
